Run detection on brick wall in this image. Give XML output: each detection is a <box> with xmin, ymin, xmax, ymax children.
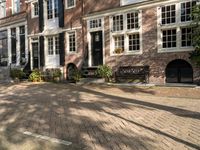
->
<box><xmin>103</xmin><ymin>6</ymin><xmax>200</xmax><ymax>84</ymax></box>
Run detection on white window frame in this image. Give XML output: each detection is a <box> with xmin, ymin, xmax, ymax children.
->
<box><xmin>65</xmin><ymin>0</ymin><xmax>76</xmax><ymax>9</ymax></box>
<box><xmin>47</xmin><ymin>0</ymin><xmax>58</xmax><ymax>20</ymax></box>
<box><xmin>157</xmin><ymin>0</ymin><xmax>195</xmax><ymax>53</ymax></box>
<box><xmin>110</xmin><ymin>10</ymin><xmax>143</xmax><ymax>56</ymax></box>
<box><xmin>31</xmin><ymin>1</ymin><xmax>39</xmax><ymax>18</ymax></box>
<box><xmin>0</xmin><ymin>0</ymin><xmax>6</xmax><ymax>18</ymax></box>
<box><xmin>47</xmin><ymin>35</ymin><xmax>60</xmax><ymax>56</ymax></box>
<box><xmin>12</xmin><ymin>0</ymin><xmax>20</xmax><ymax>14</ymax></box>
<box><xmin>66</xmin><ymin>31</ymin><xmax>77</xmax><ymax>53</ymax></box>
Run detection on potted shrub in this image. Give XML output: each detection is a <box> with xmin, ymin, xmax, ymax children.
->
<box><xmin>72</xmin><ymin>69</ymin><xmax>82</xmax><ymax>83</ymax></box>
<box><xmin>95</xmin><ymin>65</ymin><xmax>112</xmax><ymax>82</ymax></box>
<box><xmin>114</xmin><ymin>48</ymin><xmax>124</xmax><ymax>54</ymax></box>
<box><xmin>53</xmin><ymin>68</ymin><xmax>62</xmax><ymax>82</ymax></box>
<box><xmin>10</xmin><ymin>69</ymin><xmax>25</xmax><ymax>82</ymax></box>
<box><xmin>28</xmin><ymin>69</ymin><xmax>42</xmax><ymax>82</ymax></box>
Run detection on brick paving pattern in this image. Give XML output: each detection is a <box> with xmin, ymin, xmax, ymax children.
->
<box><xmin>0</xmin><ymin>83</ymin><xmax>199</xmax><ymax>150</ymax></box>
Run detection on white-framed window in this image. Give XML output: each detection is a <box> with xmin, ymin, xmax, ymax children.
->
<box><xmin>114</xmin><ymin>35</ymin><xmax>124</xmax><ymax>51</ymax></box>
<box><xmin>128</xmin><ymin>34</ymin><xmax>140</xmax><ymax>51</ymax></box>
<box><xmin>181</xmin><ymin>1</ymin><xmax>196</xmax><ymax>22</ymax></box>
<box><xmin>161</xmin><ymin>4</ymin><xmax>176</xmax><ymax>25</ymax></box>
<box><xmin>47</xmin><ymin>36</ymin><xmax>59</xmax><ymax>55</ymax></box>
<box><xmin>89</xmin><ymin>19</ymin><xmax>102</xmax><ymax>29</ymax></box>
<box><xmin>0</xmin><ymin>0</ymin><xmax>6</xmax><ymax>18</ymax></box>
<box><xmin>162</xmin><ymin>29</ymin><xmax>177</xmax><ymax>48</ymax></box>
<box><xmin>47</xmin><ymin>0</ymin><xmax>58</xmax><ymax>19</ymax></box>
<box><xmin>127</xmin><ymin>12</ymin><xmax>139</xmax><ymax>29</ymax></box>
<box><xmin>181</xmin><ymin>27</ymin><xmax>193</xmax><ymax>47</ymax></box>
<box><xmin>157</xmin><ymin>0</ymin><xmax>196</xmax><ymax>52</ymax></box>
<box><xmin>66</xmin><ymin>0</ymin><xmax>76</xmax><ymax>9</ymax></box>
<box><xmin>31</xmin><ymin>1</ymin><xmax>39</xmax><ymax>18</ymax></box>
<box><xmin>67</xmin><ymin>31</ymin><xmax>76</xmax><ymax>53</ymax></box>
<box><xmin>12</xmin><ymin>0</ymin><xmax>20</xmax><ymax>14</ymax></box>
<box><xmin>110</xmin><ymin>11</ymin><xmax>142</xmax><ymax>55</ymax></box>
<box><xmin>113</xmin><ymin>14</ymin><xmax>124</xmax><ymax>32</ymax></box>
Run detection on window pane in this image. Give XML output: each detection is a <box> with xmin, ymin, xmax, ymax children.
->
<box><xmin>161</xmin><ymin>4</ymin><xmax>176</xmax><ymax>25</ymax></box>
<box><xmin>113</xmin><ymin>15</ymin><xmax>123</xmax><ymax>32</ymax></box>
<box><xmin>162</xmin><ymin>29</ymin><xmax>176</xmax><ymax>48</ymax></box>
<box><xmin>69</xmin><ymin>32</ymin><xmax>76</xmax><ymax>52</ymax></box>
<box><xmin>181</xmin><ymin>27</ymin><xmax>193</xmax><ymax>47</ymax></box>
<box><xmin>128</xmin><ymin>34</ymin><xmax>140</xmax><ymax>51</ymax></box>
<box><xmin>127</xmin><ymin>12</ymin><xmax>139</xmax><ymax>30</ymax></box>
<box><xmin>181</xmin><ymin>1</ymin><xmax>196</xmax><ymax>22</ymax></box>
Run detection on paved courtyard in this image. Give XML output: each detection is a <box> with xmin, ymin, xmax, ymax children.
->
<box><xmin>0</xmin><ymin>82</ymin><xmax>200</xmax><ymax>150</ymax></box>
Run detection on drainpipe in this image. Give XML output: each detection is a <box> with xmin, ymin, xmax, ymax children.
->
<box><xmin>81</xmin><ymin>0</ymin><xmax>85</xmax><ymax>63</ymax></box>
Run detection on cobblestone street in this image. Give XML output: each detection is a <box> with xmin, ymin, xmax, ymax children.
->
<box><xmin>0</xmin><ymin>82</ymin><xmax>199</xmax><ymax>150</ymax></box>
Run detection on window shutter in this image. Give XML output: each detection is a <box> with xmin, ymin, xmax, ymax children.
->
<box><xmin>58</xmin><ymin>0</ymin><xmax>64</xmax><ymax>27</ymax></box>
<box><xmin>38</xmin><ymin>0</ymin><xmax>44</xmax><ymax>32</ymax></box>
<box><xmin>39</xmin><ymin>36</ymin><xmax>45</xmax><ymax>67</ymax></box>
<box><xmin>59</xmin><ymin>32</ymin><xmax>65</xmax><ymax>66</ymax></box>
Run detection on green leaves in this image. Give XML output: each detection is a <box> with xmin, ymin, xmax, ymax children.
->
<box><xmin>95</xmin><ymin>65</ymin><xmax>112</xmax><ymax>82</ymax></box>
<box><xmin>190</xmin><ymin>4</ymin><xmax>200</xmax><ymax>66</ymax></box>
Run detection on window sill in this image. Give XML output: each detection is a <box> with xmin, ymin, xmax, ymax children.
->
<box><xmin>111</xmin><ymin>50</ymin><xmax>142</xmax><ymax>56</ymax></box>
<box><xmin>158</xmin><ymin>47</ymin><xmax>194</xmax><ymax>53</ymax></box>
<box><xmin>65</xmin><ymin>5</ymin><xmax>76</xmax><ymax>10</ymax></box>
<box><xmin>31</xmin><ymin>15</ymin><xmax>38</xmax><ymax>19</ymax></box>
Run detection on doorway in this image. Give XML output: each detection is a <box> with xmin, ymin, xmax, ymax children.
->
<box><xmin>166</xmin><ymin>59</ymin><xmax>193</xmax><ymax>83</ymax></box>
<box><xmin>32</xmin><ymin>42</ymin><xmax>39</xmax><ymax>69</ymax></box>
<box><xmin>91</xmin><ymin>31</ymin><xmax>103</xmax><ymax>66</ymax></box>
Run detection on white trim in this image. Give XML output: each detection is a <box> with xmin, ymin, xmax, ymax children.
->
<box><xmin>87</xmin><ymin>17</ymin><xmax>105</xmax><ymax>67</ymax></box>
<box><xmin>29</xmin><ymin>36</ymin><xmax>40</xmax><ymax>70</ymax></box>
<box><xmin>157</xmin><ymin>0</ymin><xmax>195</xmax><ymax>53</ymax></box>
<box><xmin>44</xmin><ymin>35</ymin><xmax>60</xmax><ymax>68</ymax></box>
<box><xmin>66</xmin><ymin>30</ymin><xmax>77</xmax><ymax>54</ymax></box>
<box><xmin>65</xmin><ymin>0</ymin><xmax>76</xmax><ymax>9</ymax></box>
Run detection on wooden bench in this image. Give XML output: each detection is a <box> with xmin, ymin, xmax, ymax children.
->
<box><xmin>115</xmin><ymin>66</ymin><xmax>150</xmax><ymax>83</ymax></box>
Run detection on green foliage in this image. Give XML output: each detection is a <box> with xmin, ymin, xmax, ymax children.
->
<box><xmin>190</xmin><ymin>4</ymin><xmax>200</xmax><ymax>66</ymax></box>
<box><xmin>28</xmin><ymin>69</ymin><xmax>41</xmax><ymax>82</ymax></box>
<box><xmin>95</xmin><ymin>65</ymin><xmax>112</xmax><ymax>82</ymax></box>
<box><xmin>72</xmin><ymin>69</ymin><xmax>81</xmax><ymax>82</ymax></box>
<box><xmin>52</xmin><ymin>68</ymin><xmax>62</xmax><ymax>78</ymax></box>
<box><xmin>10</xmin><ymin>69</ymin><xmax>25</xmax><ymax>79</ymax></box>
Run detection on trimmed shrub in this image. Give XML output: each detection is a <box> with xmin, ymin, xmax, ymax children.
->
<box><xmin>95</xmin><ymin>65</ymin><xmax>112</xmax><ymax>82</ymax></box>
<box><xmin>10</xmin><ymin>69</ymin><xmax>25</xmax><ymax>80</ymax></box>
<box><xmin>28</xmin><ymin>69</ymin><xmax>42</xmax><ymax>82</ymax></box>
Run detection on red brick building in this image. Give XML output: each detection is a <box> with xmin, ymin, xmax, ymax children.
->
<box><xmin>1</xmin><ymin>0</ymin><xmax>200</xmax><ymax>84</ymax></box>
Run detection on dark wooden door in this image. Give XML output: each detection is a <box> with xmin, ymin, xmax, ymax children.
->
<box><xmin>166</xmin><ymin>59</ymin><xmax>193</xmax><ymax>83</ymax></box>
<box><xmin>32</xmin><ymin>43</ymin><xmax>39</xmax><ymax>69</ymax></box>
<box><xmin>91</xmin><ymin>31</ymin><xmax>103</xmax><ymax>66</ymax></box>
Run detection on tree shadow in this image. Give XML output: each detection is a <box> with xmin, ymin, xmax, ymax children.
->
<box><xmin>0</xmin><ymin>82</ymin><xmax>199</xmax><ymax>150</ymax></box>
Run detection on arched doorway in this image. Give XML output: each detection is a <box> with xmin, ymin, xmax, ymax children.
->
<box><xmin>165</xmin><ymin>59</ymin><xmax>193</xmax><ymax>83</ymax></box>
<box><xmin>67</xmin><ymin>63</ymin><xmax>77</xmax><ymax>81</ymax></box>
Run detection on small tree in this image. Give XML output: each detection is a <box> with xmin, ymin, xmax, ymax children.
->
<box><xmin>190</xmin><ymin>4</ymin><xmax>200</xmax><ymax>66</ymax></box>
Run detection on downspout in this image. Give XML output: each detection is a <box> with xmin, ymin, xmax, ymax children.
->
<box><xmin>81</xmin><ymin>0</ymin><xmax>85</xmax><ymax>63</ymax></box>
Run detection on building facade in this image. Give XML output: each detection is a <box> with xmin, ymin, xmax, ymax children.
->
<box><xmin>0</xmin><ymin>0</ymin><xmax>200</xmax><ymax>84</ymax></box>
<box><xmin>0</xmin><ymin>0</ymin><xmax>27</xmax><ymax>80</ymax></box>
